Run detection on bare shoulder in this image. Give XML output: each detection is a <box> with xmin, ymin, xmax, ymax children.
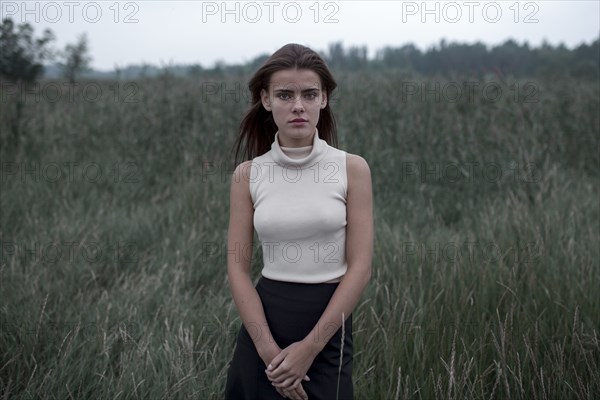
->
<box><xmin>230</xmin><ymin>160</ymin><xmax>254</xmax><ymax>201</ymax></box>
<box><xmin>231</xmin><ymin>160</ymin><xmax>253</xmax><ymax>186</ymax></box>
<box><xmin>345</xmin><ymin>153</ymin><xmax>372</xmax><ymax>189</ymax></box>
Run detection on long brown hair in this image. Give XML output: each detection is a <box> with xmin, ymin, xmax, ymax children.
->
<box><xmin>231</xmin><ymin>43</ymin><xmax>338</xmax><ymax>168</ymax></box>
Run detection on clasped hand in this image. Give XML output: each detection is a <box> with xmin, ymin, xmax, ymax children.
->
<box><xmin>265</xmin><ymin>340</ymin><xmax>317</xmax><ymax>399</ymax></box>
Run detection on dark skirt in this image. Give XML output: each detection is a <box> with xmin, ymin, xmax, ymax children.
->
<box><xmin>224</xmin><ymin>276</ymin><xmax>354</xmax><ymax>400</ymax></box>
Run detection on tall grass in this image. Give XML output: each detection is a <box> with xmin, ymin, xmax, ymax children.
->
<box><xmin>1</xmin><ymin>70</ymin><xmax>598</xmax><ymax>399</ymax></box>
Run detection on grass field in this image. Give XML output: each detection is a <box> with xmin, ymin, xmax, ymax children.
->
<box><xmin>1</xmin><ymin>69</ymin><xmax>599</xmax><ymax>399</ymax></box>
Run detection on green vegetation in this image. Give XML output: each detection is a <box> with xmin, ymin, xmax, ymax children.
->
<box><xmin>1</xmin><ymin>41</ymin><xmax>599</xmax><ymax>399</ymax></box>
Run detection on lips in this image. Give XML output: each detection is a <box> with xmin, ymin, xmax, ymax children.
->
<box><xmin>290</xmin><ymin>119</ymin><xmax>307</xmax><ymax>123</ymax></box>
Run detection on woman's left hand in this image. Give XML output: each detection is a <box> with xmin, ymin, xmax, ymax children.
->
<box><xmin>265</xmin><ymin>340</ymin><xmax>317</xmax><ymax>390</ymax></box>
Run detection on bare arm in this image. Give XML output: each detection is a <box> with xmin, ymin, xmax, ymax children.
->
<box><xmin>265</xmin><ymin>153</ymin><xmax>374</xmax><ymax>389</ymax></box>
<box><xmin>227</xmin><ymin>160</ymin><xmax>280</xmax><ymax>365</ymax></box>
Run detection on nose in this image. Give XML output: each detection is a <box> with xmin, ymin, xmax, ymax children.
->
<box><xmin>291</xmin><ymin>96</ymin><xmax>305</xmax><ymax>113</ymax></box>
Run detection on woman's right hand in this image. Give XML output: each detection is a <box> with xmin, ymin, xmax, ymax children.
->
<box><xmin>259</xmin><ymin>343</ymin><xmax>310</xmax><ymax>399</ymax></box>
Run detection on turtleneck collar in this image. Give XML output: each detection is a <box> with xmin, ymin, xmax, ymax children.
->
<box><xmin>271</xmin><ymin>128</ymin><xmax>329</xmax><ymax>169</ymax></box>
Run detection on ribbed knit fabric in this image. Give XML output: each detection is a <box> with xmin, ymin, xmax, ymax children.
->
<box><xmin>249</xmin><ymin>128</ymin><xmax>348</xmax><ymax>283</ymax></box>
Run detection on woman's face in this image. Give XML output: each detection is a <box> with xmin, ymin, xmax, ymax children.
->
<box><xmin>260</xmin><ymin>68</ymin><xmax>327</xmax><ymax>147</ymax></box>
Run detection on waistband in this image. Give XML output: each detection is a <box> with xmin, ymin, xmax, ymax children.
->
<box><xmin>256</xmin><ymin>276</ymin><xmax>340</xmax><ymax>305</ymax></box>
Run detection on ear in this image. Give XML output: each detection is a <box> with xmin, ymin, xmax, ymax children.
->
<box><xmin>320</xmin><ymin>91</ymin><xmax>327</xmax><ymax>109</ymax></box>
<box><xmin>260</xmin><ymin>89</ymin><xmax>271</xmax><ymax>111</ymax></box>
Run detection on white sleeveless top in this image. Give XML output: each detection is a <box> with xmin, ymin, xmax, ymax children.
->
<box><xmin>249</xmin><ymin>128</ymin><xmax>348</xmax><ymax>283</ymax></box>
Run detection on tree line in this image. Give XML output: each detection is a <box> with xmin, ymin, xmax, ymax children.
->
<box><xmin>1</xmin><ymin>16</ymin><xmax>598</xmax><ymax>85</ymax></box>
<box><xmin>326</xmin><ymin>39</ymin><xmax>599</xmax><ymax>79</ymax></box>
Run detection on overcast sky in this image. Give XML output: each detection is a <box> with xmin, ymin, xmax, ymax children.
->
<box><xmin>5</xmin><ymin>1</ymin><xmax>599</xmax><ymax>71</ymax></box>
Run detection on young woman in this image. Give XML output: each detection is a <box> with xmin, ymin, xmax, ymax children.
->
<box><xmin>224</xmin><ymin>43</ymin><xmax>373</xmax><ymax>400</ymax></box>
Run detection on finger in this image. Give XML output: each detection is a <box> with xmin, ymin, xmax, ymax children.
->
<box><xmin>268</xmin><ymin>351</ymin><xmax>286</xmax><ymax>371</ymax></box>
<box><xmin>290</xmin><ymin>378</ymin><xmax>302</xmax><ymax>390</ymax></box>
<box><xmin>269</xmin><ymin>373</ymin><xmax>289</xmax><ymax>385</ymax></box>
<box><xmin>280</xmin><ymin>379</ymin><xmax>300</xmax><ymax>392</ymax></box>
<box><xmin>272</xmin><ymin>377</ymin><xmax>295</xmax><ymax>389</ymax></box>
<box><xmin>279</xmin><ymin>380</ymin><xmax>306</xmax><ymax>400</ymax></box>
<box><xmin>275</xmin><ymin>387</ymin><xmax>287</xmax><ymax>398</ymax></box>
<box><xmin>279</xmin><ymin>388</ymin><xmax>292</xmax><ymax>400</ymax></box>
<box><xmin>267</xmin><ymin>362</ymin><xmax>288</xmax><ymax>380</ymax></box>
<box><xmin>303</xmin><ymin>374</ymin><xmax>310</xmax><ymax>381</ymax></box>
<box><xmin>297</xmin><ymin>384</ymin><xmax>309</xmax><ymax>400</ymax></box>
<box><xmin>291</xmin><ymin>385</ymin><xmax>308</xmax><ymax>400</ymax></box>
<box><xmin>283</xmin><ymin>390</ymin><xmax>297</xmax><ymax>400</ymax></box>
<box><xmin>292</xmin><ymin>391</ymin><xmax>307</xmax><ymax>400</ymax></box>
<box><xmin>265</xmin><ymin>364</ymin><xmax>287</xmax><ymax>381</ymax></box>
<box><xmin>265</xmin><ymin>366</ymin><xmax>284</xmax><ymax>380</ymax></box>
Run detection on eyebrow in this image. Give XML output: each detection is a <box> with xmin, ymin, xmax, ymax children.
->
<box><xmin>273</xmin><ymin>88</ymin><xmax>320</xmax><ymax>93</ymax></box>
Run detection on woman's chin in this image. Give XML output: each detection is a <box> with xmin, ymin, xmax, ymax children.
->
<box><xmin>281</xmin><ymin>125</ymin><xmax>315</xmax><ymax>138</ymax></box>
